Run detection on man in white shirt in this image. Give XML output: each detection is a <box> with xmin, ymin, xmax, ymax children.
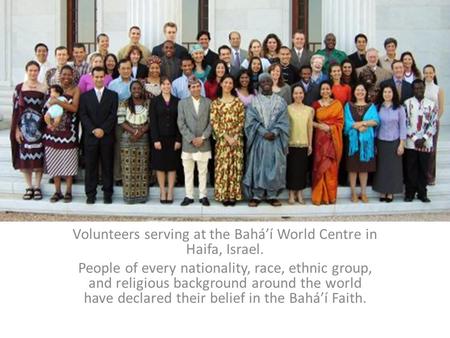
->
<box><xmin>24</xmin><ymin>43</ymin><xmax>52</xmax><ymax>84</ymax></box>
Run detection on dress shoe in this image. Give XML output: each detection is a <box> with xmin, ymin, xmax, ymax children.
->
<box><xmin>86</xmin><ymin>196</ymin><xmax>96</xmax><ymax>204</ymax></box>
<box><xmin>418</xmin><ymin>195</ymin><xmax>431</xmax><ymax>203</ymax></box>
<box><xmin>180</xmin><ymin>197</ymin><xmax>194</xmax><ymax>206</ymax></box>
<box><xmin>199</xmin><ymin>197</ymin><xmax>210</xmax><ymax>206</ymax></box>
<box><xmin>103</xmin><ymin>196</ymin><xmax>113</xmax><ymax>204</ymax></box>
<box><xmin>115</xmin><ymin>180</ymin><xmax>123</xmax><ymax>187</ymax></box>
<box><xmin>228</xmin><ymin>200</ymin><xmax>236</xmax><ymax>206</ymax></box>
<box><xmin>379</xmin><ymin>197</ymin><xmax>387</xmax><ymax>202</ymax></box>
<box><xmin>385</xmin><ymin>196</ymin><xmax>394</xmax><ymax>203</ymax></box>
<box><xmin>222</xmin><ymin>201</ymin><xmax>229</xmax><ymax>206</ymax></box>
<box><xmin>404</xmin><ymin>195</ymin><xmax>414</xmax><ymax>202</ymax></box>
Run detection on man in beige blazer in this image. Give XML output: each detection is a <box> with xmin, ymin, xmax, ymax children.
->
<box><xmin>177</xmin><ymin>77</ymin><xmax>212</xmax><ymax>206</ymax></box>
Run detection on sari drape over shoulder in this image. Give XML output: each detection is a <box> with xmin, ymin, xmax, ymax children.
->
<box><xmin>243</xmin><ymin>94</ymin><xmax>290</xmax><ymax>197</ymax></box>
<box><xmin>311</xmin><ymin>99</ymin><xmax>344</xmax><ymax>205</ymax></box>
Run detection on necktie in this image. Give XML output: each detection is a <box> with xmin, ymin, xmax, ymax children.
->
<box><xmin>297</xmin><ymin>49</ymin><xmax>302</xmax><ymax>60</ymax></box>
<box><xmin>396</xmin><ymin>80</ymin><xmax>402</xmax><ymax>99</ymax></box>
<box><xmin>234</xmin><ymin>51</ymin><xmax>240</xmax><ymax>68</ymax></box>
<box><xmin>96</xmin><ymin>89</ymin><xmax>102</xmax><ymax>103</ymax></box>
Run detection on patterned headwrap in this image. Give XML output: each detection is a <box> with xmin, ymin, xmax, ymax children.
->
<box><xmin>190</xmin><ymin>44</ymin><xmax>204</xmax><ymax>55</ymax></box>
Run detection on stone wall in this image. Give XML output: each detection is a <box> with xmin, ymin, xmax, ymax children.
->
<box><xmin>376</xmin><ymin>0</ymin><xmax>450</xmax><ymax>124</ymax></box>
<box><xmin>208</xmin><ymin>0</ymin><xmax>291</xmax><ymax>50</ymax></box>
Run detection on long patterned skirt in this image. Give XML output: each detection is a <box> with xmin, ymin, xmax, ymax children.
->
<box><xmin>120</xmin><ymin>133</ymin><xmax>150</xmax><ymax>204</ymax></box>
<box><xmin>214</xmin><ymin>141</ymin><xmax>244</xmax><ymax>201</ymax></box>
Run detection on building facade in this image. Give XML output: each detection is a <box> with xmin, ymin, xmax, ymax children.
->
<box><xmin>0</xmin><ymin>0</ymin><xmax>448</xmax><ymax>123</ymax></box>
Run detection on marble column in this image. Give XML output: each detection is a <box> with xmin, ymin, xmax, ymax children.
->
<box><xmin>0</xmin><ymin>0</ymin><xmax>12</xmax><ymax>121</ymax></box>
<box><xmin>0</xmin><ymin>0</ymin><xmax>12</xmax><ymax>87</ymax></box>
<box><xmin>127</xmin><ymin>0</ymin><xmax>183</xmax><ymax>49</ymax></box>
<box><xmin>321</xmin><ymin>0</ymin><xmax>376</xmax><ymax>54</ymax></box>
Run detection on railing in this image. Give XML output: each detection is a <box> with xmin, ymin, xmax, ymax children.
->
<box><xmin>182</xmin><ymin>41</ymin><xmax>322</xmax><ymax>54</ymax></box>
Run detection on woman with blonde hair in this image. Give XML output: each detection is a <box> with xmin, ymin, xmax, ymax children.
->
<box><xmin>241</xmin><ymin>39</ymin><xmax>271</xmax><ymax>71</ymax></box>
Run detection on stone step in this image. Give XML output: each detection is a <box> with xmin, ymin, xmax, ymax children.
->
<box><xmin>1</xmin><ymin>177</ymin><xmax>449</xmax><ymax>199</ymax></box>
<box><xmin>0</xmin><ymin>192</ymin><xmax>448</xmax><ymax>218</ymax></box>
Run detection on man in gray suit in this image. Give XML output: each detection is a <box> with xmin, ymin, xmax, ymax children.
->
<box><xmin>290</xmin><ymin>31</ymin><xmax>313</xmax><ymax>70</ymax></box>
<box><xmin>177</xmin><ymin>77</ymin><xmax>212</xmax><ymax>206</ymax></box>
<box><xmin>229</xmin><ymin>31</ymin><xmax>248</xmax><ymax>70</ymax></box>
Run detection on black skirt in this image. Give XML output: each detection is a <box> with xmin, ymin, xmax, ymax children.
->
<box><xmin>286</xmin><ymin>147</ymin><xmax>308</xmax><ymax>190</ymax></box>
<box><xmin>150</xmin><ymin>137</ymin><xmax>181</xmax><ymax>172</ymax></box>
<box><xmin>373</xmin><ymin>139</ymin><xmax>404</xmax><ymax>194</ymax></box>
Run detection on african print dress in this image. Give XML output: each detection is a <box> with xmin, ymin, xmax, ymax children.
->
<box><xmin>42</xmin><ymin>94</ymin><xmax>79</xmax><ymax>177</ymax></box>
<box><xmin>10</xmin><ymin>84</ymin><xmax>46</xmax><ymax>170</ymax></box>
<box><xmin>210</xmin><ymin>97</ymin><xmax>245</xmax><ymax>201</ymax></box>
<box><xmin>118</xmin><ymin>101</ymin><xmax>151</xmax><ymax>204</ymax></box>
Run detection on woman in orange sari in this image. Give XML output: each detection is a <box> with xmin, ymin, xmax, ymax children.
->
<box><xmin>311</xmin><ymin>80</ymin><xmax>344</xmax><ymax>205</ymax></box>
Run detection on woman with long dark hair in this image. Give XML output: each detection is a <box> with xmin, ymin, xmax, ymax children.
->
<box><xmin>423</xmin><ymin>64</ymin><xmax>445</xmax><ymax>185</ymax></box>
<box><xmin>248</xmin><ymin>57</ymin><xmax>264</xmax><ymax>92</ymax></box>
<box><xmin>262</xmin><ymin>33</ymin><xmax>282</xmax><ymax>64</ymax></box>
<box><xmin>373</xmin><ymin>82</ymin><xmax>406</xmax><ymax>202</ymax></box>
<box><xmin>235</xmin><ymin>69</ymin><xmax>255</xmax><ymax>107</ymax></box>
<box><xmin>204</xmin><ymin>60</ymin><xmax>228</xmax><ymax>101</ymax></box>
<box><xmin>401</xmin><ymin>51</ymin><xmax>421</xmax><ymax>84</ymax></box>
<box><xmin>210</xmin><ymin>74</ymin><xmax>245</xmax><ymax>206</ymax></box>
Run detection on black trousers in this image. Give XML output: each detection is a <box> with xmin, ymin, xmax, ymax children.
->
<box><xmin>404</xmin><ymin>149</ymin><xmax>430</xmax><ymax>198</ymax></box>
<box><xmin>84</xmin><ymin>138</ymin><xmax>114</xmax><ymax>198</ymax></box>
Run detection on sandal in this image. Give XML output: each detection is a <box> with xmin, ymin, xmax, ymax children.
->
<box><xmin>359</xmin><ymin>194</ymin><xmax>369</xmax><ymax>203</ymax></box>
<box><xmin>268</xmin><ymin>199</ymin><xmax>282</xmax><ymax>207</ymax></box>
<box><xmin>248</xmin><ymin>199</ymin><xmax>261</xmax><ymax>207</ymax></box>
<box><xmin>33</xmin><ymin>188</ymin><xmax>43</xmax><ymax>200</ymax></box>
<box><xmin>63</xmin><ymin>192</ymin><xmax>73</xmax><ymax>203</ymax></box>
<box><xmin>50</xmin><ymin>192</ymin><xmax>63</xmax><ymax>203</ymax></box>
<box><xmin>23</xmin><ymin>188</ymin><xmax>34</xmax><ymax>200</ymax></box>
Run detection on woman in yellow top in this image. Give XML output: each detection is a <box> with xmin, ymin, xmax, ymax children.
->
<box><xmin>286</xmin><ymin>84</ymin><xmax>313</xmax><ymax>204</ymax></box>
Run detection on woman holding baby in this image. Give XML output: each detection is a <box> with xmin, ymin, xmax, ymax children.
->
<box><xmin>42</xmin><ymin>64</ymin><xmax>80</xmax><ymax>203</ymax></box>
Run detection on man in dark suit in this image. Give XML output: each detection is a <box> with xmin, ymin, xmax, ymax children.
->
<box><xmin>197</xmin><ymin>30</ymin><xmax>219</xmax><ymax>67</ymax></box>
<box><xmin>79</xmin><ymin>67</ymin><xmax>118</xmax><ymax>204</ymax></box>
<box><xmin>152</xmin><ymin>22</ymin><xmax>189</xmax><ymax>59</ymax></box>
<box><xmin>218</xmin><ymin>45</ymin><xmax>240</xmax><ymax>78</ymax></box>
<box><xmin>348</xmin><ymin>33</ymin><xmax>368</xmax><ymax>68</ymax></box>
<box><xmin>290</xmin><ymin>31</ymin><xmax>313</xmax><ymax>70</ymax></box>
<box><xmin>293</xmin><ymin>65</ymin><xmax>320</xmax><ymax>106</ymax></box>
<box><xmin>380</xmin><ymin>60</ymin><xmax>413</xmax><ymax>103</ymax></box>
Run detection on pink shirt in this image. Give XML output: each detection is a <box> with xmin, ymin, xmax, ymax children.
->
<box><xmin>78</xmin><ymin>74</ymin><xmax>113</xmax><ymax>94</ymax></box>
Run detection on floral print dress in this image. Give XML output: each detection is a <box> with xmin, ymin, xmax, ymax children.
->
<box><xmin>210</xmin><ymin>97</ymin><xmax>245</xmax><ymax>201</ymax></box>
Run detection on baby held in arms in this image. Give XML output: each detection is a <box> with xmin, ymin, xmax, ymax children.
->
<box><xmin>44</xmin><ymin>84</ymin><xmax>67</xmax><ymax>129</ymax></box>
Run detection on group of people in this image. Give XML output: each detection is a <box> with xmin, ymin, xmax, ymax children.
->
<box><xmin>10</xmin><ymin>22</ymin><xmax>445</xmax><ymax>207</ymax></box>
